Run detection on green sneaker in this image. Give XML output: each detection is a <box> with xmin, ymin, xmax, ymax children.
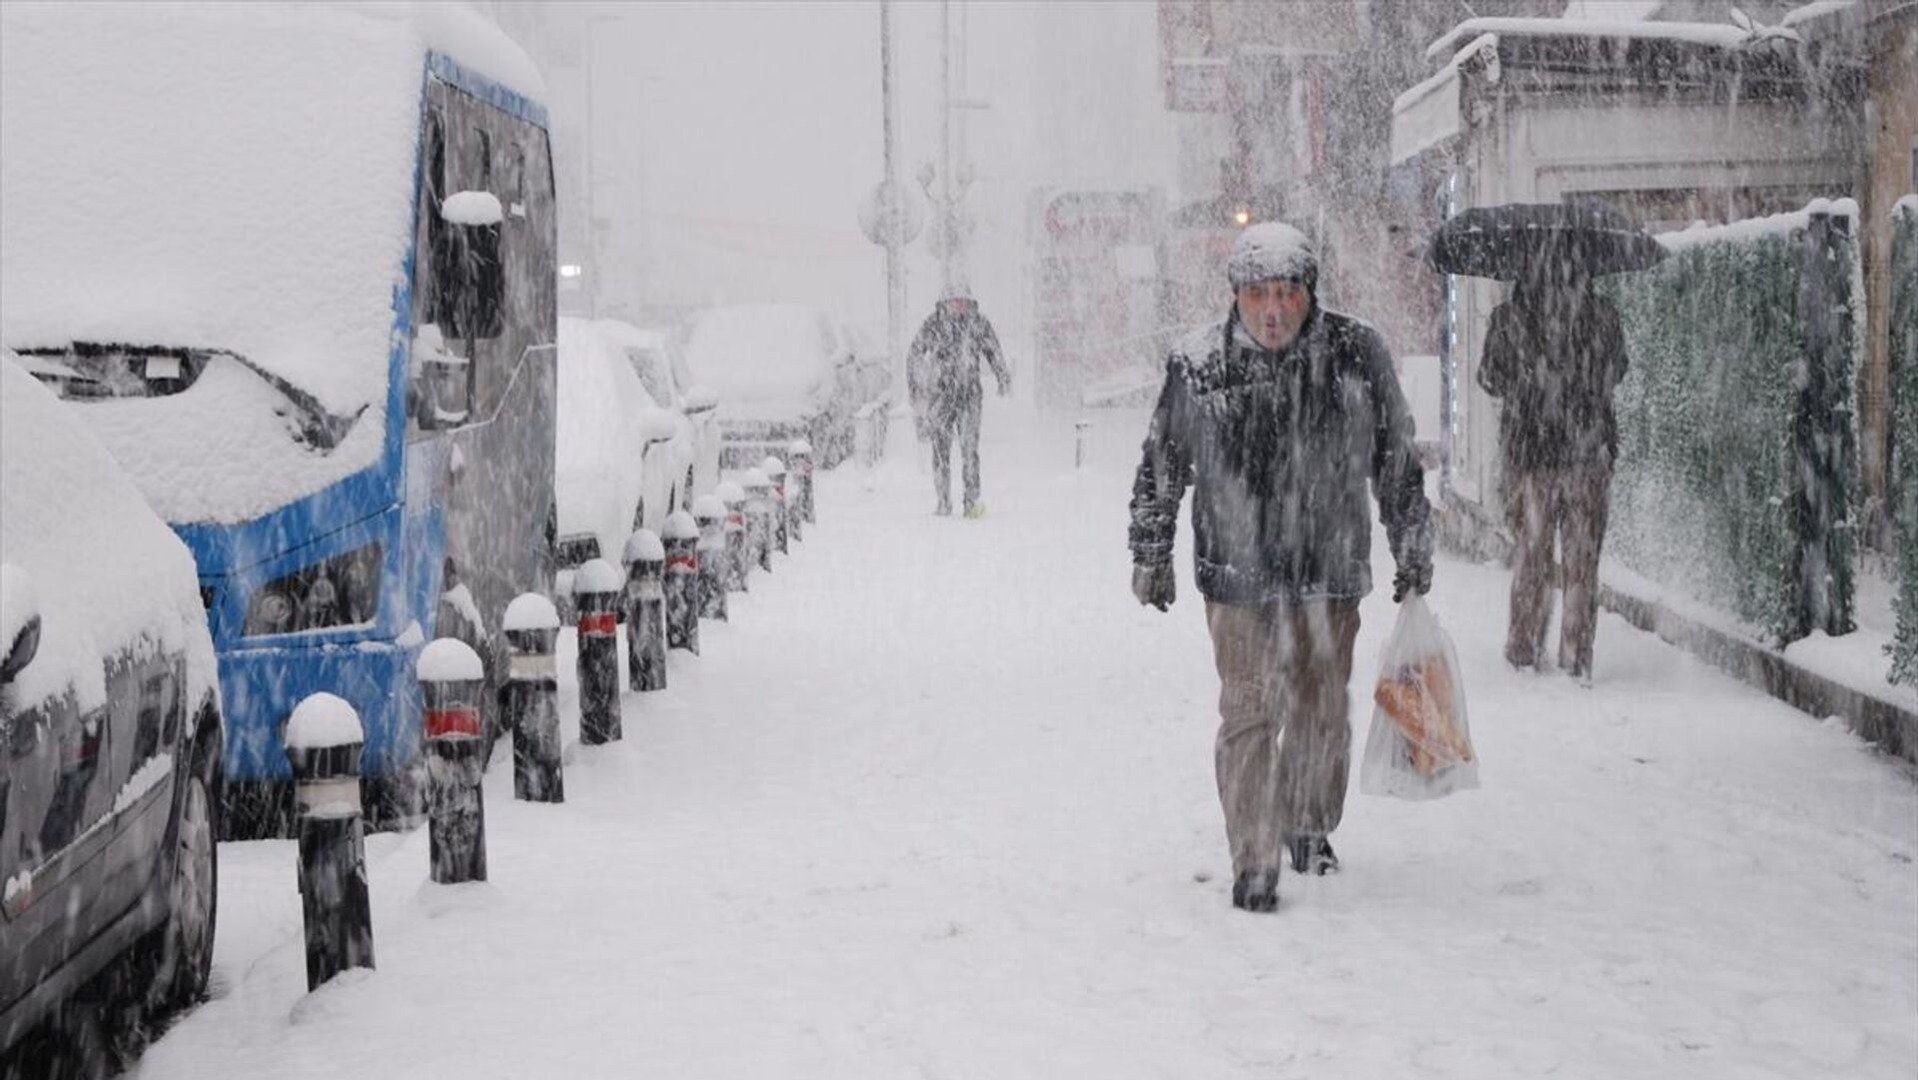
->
<box><xmin>962</xmin><ymin>502</ymin><xmax>986</xmax><ymax>519</ymax></box>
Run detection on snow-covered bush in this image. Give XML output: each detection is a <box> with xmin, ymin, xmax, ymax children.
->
<box><xmin>1889</xmin><ymin>200</ymin><xmax>1918</xmax><ymax>686</ymax></box>
<box><xmin>1603</xmin><ymin>202</ymin><xmax>1860</xmax><ymax>647</ymax></box>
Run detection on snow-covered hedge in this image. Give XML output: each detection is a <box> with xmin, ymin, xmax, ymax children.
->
<box><xmin>1890</xmin><ymin>200</ymin><xmax>1918</xmax><ymax>686</ymax></box>
<box><xmin>1603</xmin><ymin>201</ymin><xmax>1860</xmax><ymax>647</ymax></box>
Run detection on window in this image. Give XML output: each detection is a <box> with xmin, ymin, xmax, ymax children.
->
<box><xmin>476</xmin><ymin>128</ymin><xmax>492</xmax><ymax>187</ymax></box>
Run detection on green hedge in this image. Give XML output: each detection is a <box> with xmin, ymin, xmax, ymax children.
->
<box><xmin>1891</xmin><ymin>202</ymin><xmax>1918</xmax><ymax>686</ymax></box>
<box><xmin>1603</xmin><ymin>207</ymin><xmax>1858</xmax><ymax>647</ymax></box>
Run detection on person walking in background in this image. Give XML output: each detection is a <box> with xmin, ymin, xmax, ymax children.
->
<box><xmin>1478</xmin><ymin>261</ymin><xmax>1629</xmax><ymax>684</ymax></box>
<box><xmin>906</xmin><ymin>285</ymin><xmax>1009</xmax><ymax>518</ymax></box>
<box><xmin>1128</xmin><ymin>222</ymin><xmax>1433</xmax><ymax>913</ymax></box>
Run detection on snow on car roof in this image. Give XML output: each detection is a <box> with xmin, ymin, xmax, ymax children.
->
<box><xmin>0</xmin><ymin>3</ymin><xmax>542</xmax><ymax>523</ymax></box>
<box><xmin>0</xmin><ymin>355</ymin><xmax>218</xmax><ymax>714</ymax></box>
<box><xmin>683</xmin><ymin>304</ymin><xmax>843</xmax><ymax>406</ymax></box>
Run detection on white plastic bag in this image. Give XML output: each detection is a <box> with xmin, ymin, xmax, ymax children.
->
<box><xmin>1359</xmin><ymin>595</ymin><xmax>1480</xmax><ymax>800</ymax></box>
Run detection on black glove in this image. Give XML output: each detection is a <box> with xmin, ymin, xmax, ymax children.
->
<box><xmin>1392</xmin><ymin>556</ymin><xmax>1432</xmax><ymax>603</ymax></box>
<box><xmin>1132</xmin><ymin>562</ymin><xmax>1175</xmax><ymax>611</ymax></box>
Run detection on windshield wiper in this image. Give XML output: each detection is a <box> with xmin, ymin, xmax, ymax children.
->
<box><xmin>208</xmin><ymin>349</ymin><xmax>367</xmax><ymax>453</ymax></box>
<box><xmin>15</xmin><ymin>342</ymin><xmax>365</xmax><ymax>453</ymax></box>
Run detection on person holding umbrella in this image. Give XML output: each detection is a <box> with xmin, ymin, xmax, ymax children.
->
<box><xmin>1428</xmin><ymin>202</ymin><xmax>1656</xmax><ymax>682</ymax></box>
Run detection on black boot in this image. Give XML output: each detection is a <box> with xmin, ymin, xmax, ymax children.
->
<box><xmin>1287</xmin><ymin>835</ymin><xmax>1339</xmax><ymax>876</ymax></box>
<box><xmin>1231</xmin><ymin>868</ymin><xmax>1280</xmax><ymax>912</ymax></box>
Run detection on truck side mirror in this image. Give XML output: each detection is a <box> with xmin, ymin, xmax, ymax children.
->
<box><xmin>435</xmin><ymin>191</ymin><xmax>506</xmax><ymax>342</ymax></box>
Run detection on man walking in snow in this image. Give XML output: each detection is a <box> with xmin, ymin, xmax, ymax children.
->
<box><xmin>1128</xmin><ymin>222</ymin><xmax>1433</xmax><ymax>913</ymax></box>
<box><xmin>1478</xmin><ymin>263</ymin><xmax>1628</xmax><ymax>683</ymax></box>
<box><xmin>907</xmin><ymin>286</ymin><xmax>1010</xmax><ymax>517</ymax></box>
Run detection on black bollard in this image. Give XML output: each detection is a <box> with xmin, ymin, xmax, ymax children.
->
<box><xmin>572</xmin><ymin>558</ymin><xmax>624</xmax><ymax>745</ymax></box>
<box><xmin>742</xmin><ymin>468</ymin><xmax>775</xmax><ymax>573</ymax></box>
<box><xmin>761</xmin><ymin>455</ymin><xmax>791</xmax><ymax>553</ymax></box>
<box><xmin>692</xmin><ymin>494</ymin><xmax>729</xmax><ymax>621</ymax></box>
<box><xmin>503</xmin><ymin>593</ymin><xmax>564</xmax><ymax>803</ymax></box>
<box><xmin>418</xmin><ymin>639</ymin><xmax>487</xmax><ymax>884</ymax></box>
<box><xmin>622</xmin><ymin>530</ymin><xmax>667</xmax><ymax>690</ymax></box>
<box><xmin>788</xmin><ymin>438</ymin><xmax>815</xmax><ymax>524</ymax></box>
<box><xmin>661</xmin><ymin>510</ymin><xmax>701</xmax><ymax>654</ymax></box>
<box><xmin>285</xmin><ymin>693</ymin><xmax>375</xmax><ymax>991</ymax></box>
<box><xmin>717</xmin><ymin>479</ymin><xmax>749</xmax><ymax>593</ymax></box>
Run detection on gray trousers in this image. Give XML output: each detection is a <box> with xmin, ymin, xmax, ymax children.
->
<box><xmin>927</xmin><ymin>395</ymin><xmax>982</xmax><ymax>511</ymax></box>
<box><xmin>1204</xmin><ymin>597</ymin><xmax>1362</xmax><ymax>877</ymax></box>
<box><xmin>1503</xmin><ymin>463</ymin><xmax>1612</xmax><ymax>677</ymax></box>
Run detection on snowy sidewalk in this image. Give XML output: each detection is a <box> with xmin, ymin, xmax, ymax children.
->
<box><xmin>142</xmin><ymin>409</ymin><xmax>1917</xmax><ymax>1080</ymax></box>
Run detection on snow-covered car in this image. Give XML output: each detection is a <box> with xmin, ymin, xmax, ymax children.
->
<box><xmin>615</xmin><ymin>322</ymin><xmax>722</xmax><ymax>499</ymax></box>
<box><xmin>556</xmin><ymin>316</ymin><xmax>715</xmax><ymax>592</ymax></box>
<box><xmin>0</xmin><ymin>353</ymin><xmax>223</xmax><ymax>1054</ymax></box>
<box><xmin>683</xmin><ymin>303</ymin><xmax>893</xmax><ymax>469</ymax></box>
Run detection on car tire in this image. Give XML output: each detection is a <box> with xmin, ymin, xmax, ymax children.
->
<box><xmin>144</xmin><ymin>731</ymin><xmax>220</xmax><ymax>1015</ymax></box>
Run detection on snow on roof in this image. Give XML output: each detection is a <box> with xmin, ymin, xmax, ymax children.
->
<box><xmin>0</xmin><ymin>356</ymin><xmax>218</xmax><ymax>714</ymax></box>
<box><xmin>1657</xmin><ymin>198</ymin><xmax>1857</xmax><ymax>252</ymax></box>
<box><xmin>0</xmin><ymin>3</ymin><xmax>546</xmax><ymax>524</ymax></box>
<box><xmin>1392</xmin><ymin>33</ymin><xmax>1497</xmax><ymax>117</ymax></box>
<box><xmin>1425</xmin><ymin>17</ymin><xmax>1772</xmax><ymax>61</ymax></box>
<box><xmin>285</xmin><ymin>692</ymin><xmax>364</xmax><ymax>750</ymax></box>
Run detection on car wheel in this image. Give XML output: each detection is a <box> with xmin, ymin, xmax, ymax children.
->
<box><xmin>150</xmin><ymin>742</ymin><xmax>219</xmax><ymax>1013</ymax></box>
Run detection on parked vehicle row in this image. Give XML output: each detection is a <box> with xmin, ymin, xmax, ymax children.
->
<box><xmin>0</xmin><ymin>4</ymin><xmax>893</xmax><ymax>1063</ymax></box>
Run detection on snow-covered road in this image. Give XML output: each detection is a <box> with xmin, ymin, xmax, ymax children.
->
<box><xmin>139</xmin><ymin>408</ymin><xmax>1918</xmax><ymax>1080</ymax></box>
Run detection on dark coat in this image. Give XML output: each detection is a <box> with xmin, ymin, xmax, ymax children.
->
<box><xmin>1477</xmin><ymin>287</ymin><xmax>1630</xmax><ymax>475</ymax></box>
<box><xmin>1129</xmin><ymin>304</ymin><xmax>1432</xmax><ymax>604</ymax></box>
<box><xmin>907</xmin><ymin>301</ymin><xmax>1008</xmax><ymax>423</ymax></box>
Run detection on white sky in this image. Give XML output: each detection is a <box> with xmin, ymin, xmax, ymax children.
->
<box><xmin>508</xmin><ymin>1</ymin><xmax>1180</xmax><ymax>351</ymax></box>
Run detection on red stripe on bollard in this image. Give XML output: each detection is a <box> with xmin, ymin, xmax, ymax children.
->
<box><xmin>579</xmin><ymin>612</ymin><xmax>617</xmax><ymax>637</ymax></box>
<box><xmin>666</xmin><ymin>553</ymin><xmax>698</xmax><ymax>573</ymax></box>
<box><xmin>425</xmin><ymin>706</ymin><xmax>482</xmax><ymax>739</ymax></box>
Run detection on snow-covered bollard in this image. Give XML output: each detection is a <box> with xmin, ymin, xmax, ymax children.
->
<box><xmin>572</xmin><ymin>558</ymin><xmax>624</xmax><ymax>746</ymax></box>
<box><xmin>742</xmin><ymin>468</ymin><xmax>775</xmax><ymax>574</ymax></box>
<box><xmin>716</xmin><ymin>480</ymin><xmax>749</xmax><ymax>593</ymax></box>
<box><xmin>692</xmin><ymin>494</ymin><xmax>729</xmax><ymax>622</ymax></box>
<box><xmin>504</xmin><ymin>593</ymin><xmax>564</xmax><ymax>803</ymax></box>
<box><xmin>788</xmin><ymin>438</ymin><xmax>816</xmax><ymax>524</ymax></box>
<box><xmin>284</xmin><ymin>692</ymin><xmax>375</xmax><ymax>991</ymax></box>
<box><xmin>418</xmin><ymin>639</ymin><xmax>488</xmax><ymax>885</ymax></box>
<box><xmin>761</xmin><ymin>455</ymin><xmax>791</xmax><ymax>552</ymax></box>
<box><xmin>661</xmin><ymin>510</ymin><xmax>701</xmax><ymax>654</ymax></box>
<box><xmin>622</xmin><ymin>530</ymin><xmax>667</xmax><ymax>691</ymax></box>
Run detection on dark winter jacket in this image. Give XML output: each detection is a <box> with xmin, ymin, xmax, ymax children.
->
<box><xmin>907</xmin><ymin>301</ymin><xmax>1009</xmax><ymax>421</ymax></box>
<box><xmin>1129</xmin><ymin>304</ymin><xmax>1432</xmax><ymax>604</ymax></box>
<box><xmin>1478</xmin><ymin>287</ymin><xmax>1629</xmax><ymax>475</ymax></box>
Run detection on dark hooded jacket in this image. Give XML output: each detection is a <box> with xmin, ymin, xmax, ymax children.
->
<box><xmin>1128</xmin><ymin>304</ymin><xmax>1431</xmax><ymax>604</ymax></box>
<box><xmin>1478</xmin><ymin>285</ymin><xmax>1629</xmax><ymax>475</ymax></box>
<box><xmin>907</xmin><ymin>299</ymin><xmax>1008</xmax><ymax>422</ymax></box>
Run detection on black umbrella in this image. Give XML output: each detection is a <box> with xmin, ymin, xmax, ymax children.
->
<box><xmin>1425</xmin><ymin>201</ymin><xmax>1665</xmax><ymax>281</ymax></box>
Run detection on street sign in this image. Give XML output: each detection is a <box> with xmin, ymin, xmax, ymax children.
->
<box><xmin>858</xmin><ymin>179</ymin><xmax>925</xmax><ymax>247</ymax></box>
